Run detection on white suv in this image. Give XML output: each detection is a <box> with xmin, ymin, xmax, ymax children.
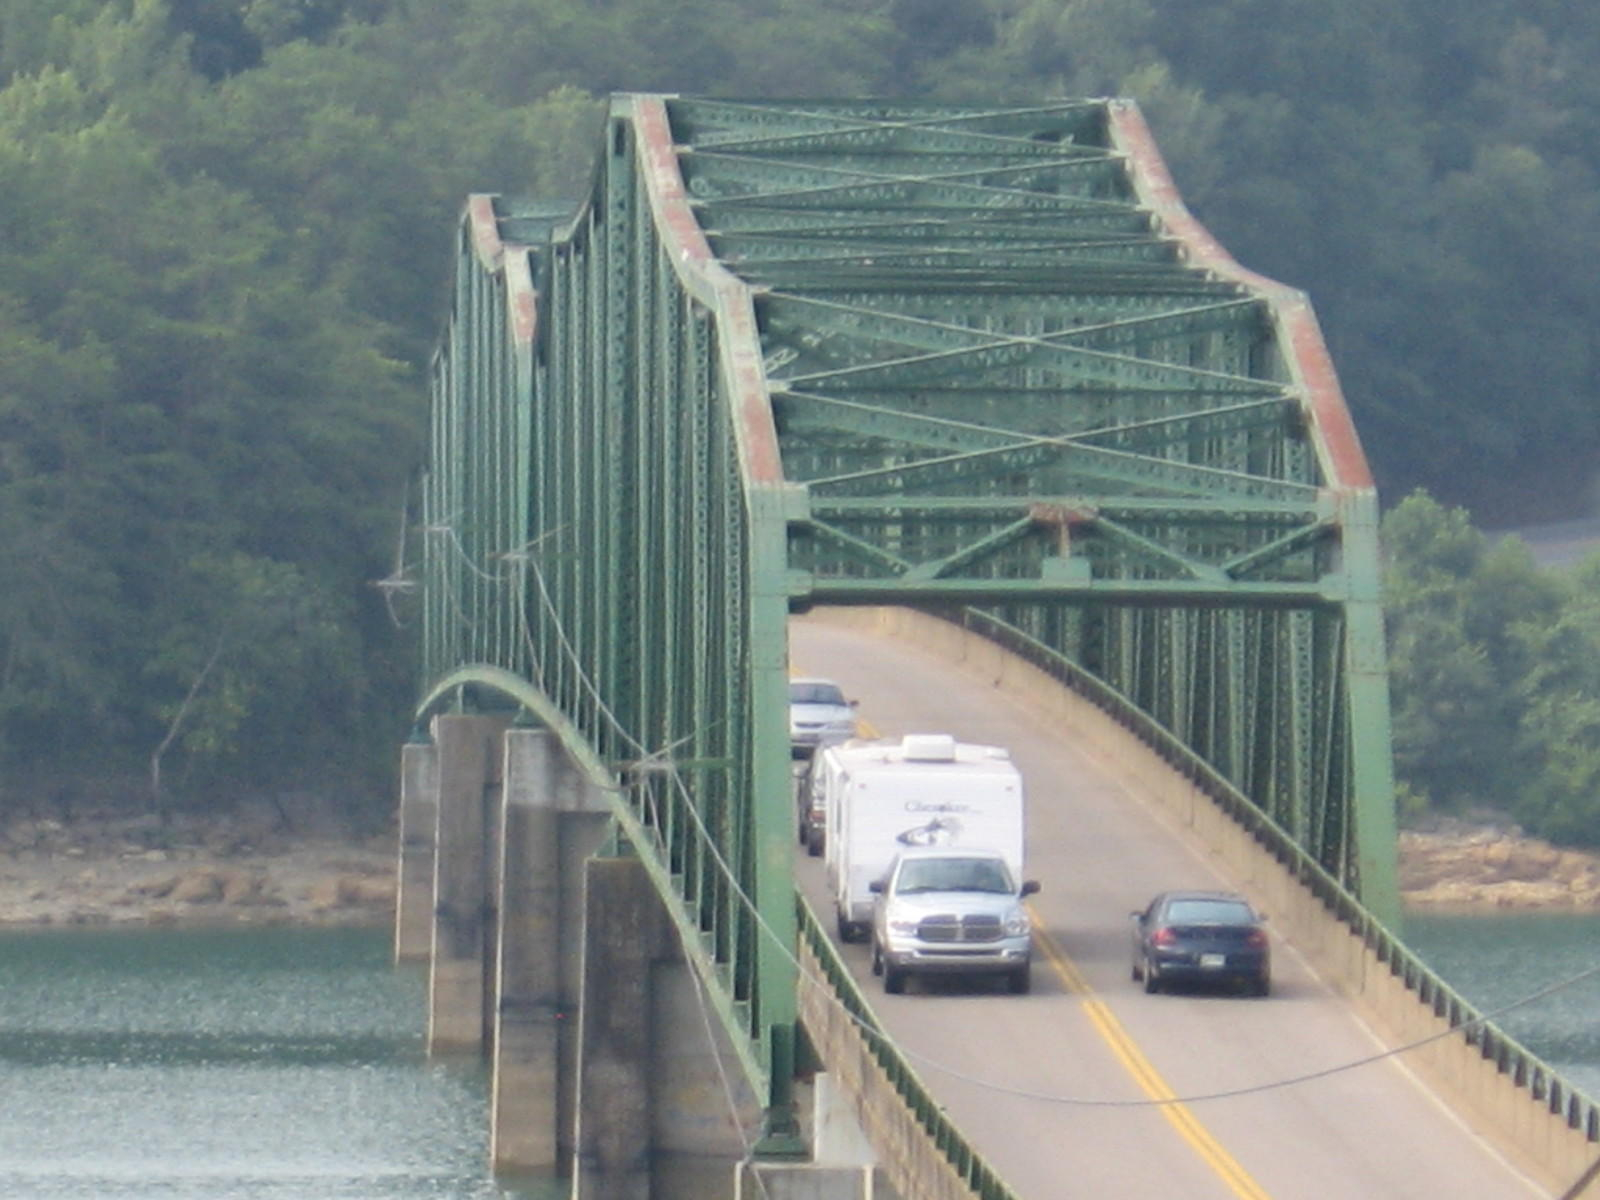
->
<box><xmin>869</xmin><ymin>847</ymin><xmax>1039</xmax><ymax>995</ymax></box>
<box><xmin>788</xmin><ymin>677</ymin><xmax>856</xmax><ymax>757</ymax></box>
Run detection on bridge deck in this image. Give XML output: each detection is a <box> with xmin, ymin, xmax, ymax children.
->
<box><xmin>792</xmin><ymin>615</ymin><xmax>1542</xmax><ymax>1198</ymax></box>
<box><xmin>418</xmin><ymin>93</ymin><xmax>1599</xmax><ymax>1194</ymax></box>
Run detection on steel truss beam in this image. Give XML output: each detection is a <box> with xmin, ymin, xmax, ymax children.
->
<box><xmin>671</xmin><ymin>95</ymin><xmax>1393</xmax><ymax>918</ymax></box>
<box><xmin>418</xmin><ymin>95</ymin><xmax>1400</xmax><ymax>1174</ymax></box>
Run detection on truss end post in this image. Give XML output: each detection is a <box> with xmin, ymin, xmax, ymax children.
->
<box><xmin>753</xmin><ymin>1022</ymin><xmax>807</xmax><ymax>1159</ymax></box>
<box><xmin>753</xmin><ymin>1108</ymin><xmax>808</xmax><ymax>1160</ymax></box>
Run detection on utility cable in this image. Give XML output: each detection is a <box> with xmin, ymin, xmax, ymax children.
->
<box><xmin>525</xmin><ymin>544</ymin><xmax>781</xmax><ymax>1194</ymax></box>
<box><xmin>510</xmin><ymin>538</ymin><xmax>1599</xmax><ymax>1117</ymax></box>
<box><xmin>659</xmin><ymin>744</ymin><xmax>1600</xmax><ymax>1111</ymax></box>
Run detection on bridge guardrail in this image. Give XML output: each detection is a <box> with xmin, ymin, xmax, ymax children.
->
<box><xmin>964</xmin><ymin>606</ymin><xmax>1600</xmax><ymax>1145</ymax></box>
<box><xmin>796</xmin><ymin>895</ymin><xmax>1023</xmax><ymax>1200</ymax></box>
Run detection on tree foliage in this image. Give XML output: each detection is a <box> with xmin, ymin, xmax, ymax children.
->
<box><xmin>1382</xmin><ymin>492</ymin><xmax>1600</xmax><ymax>846</ymax></box>
<box><xmin>4</xmin><ymin>0</ymin><xmax>1600</xmax><ymax>820</ymax></box>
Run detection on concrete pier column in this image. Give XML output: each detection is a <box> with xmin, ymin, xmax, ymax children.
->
<box><xmin>734</xmin><ymin>1162</ymin><xmax>873</xmax><ymax>1199</ymax></box>
<box><xmin>653</xmin><ymin>959</ymin><xmax>761</xmax><ymax>1197</ymax></box>
<box><xmin>394</xmin><ymin>739</ymin><xmax>438</xmax><ymax>964</ymax></box>
<box><xmin>491</xmin><ymin>727</ymin><xmax>609</xmax><ymax>1174</ymax></box>
<box><xmin>811</xmin><ymin>1074</ymin><xmax>877</xmax><ymax>1172</ymax></box>
<box><xmin>574</xmin><ymin>856</ymin><xmax>670</xmax><ymax>1200</ymax></box>
<box><xmin>729</xmin><ymin>1075</ymin><xmax>875</xmax><ymax>1200</ymax></box>
<box><xmin>428</xmin><ymin>712</ymin><xmax>505</xmax><ymax>1056</ymax></box>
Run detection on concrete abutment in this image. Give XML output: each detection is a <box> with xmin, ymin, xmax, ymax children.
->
<box><xmin>403</xmin><ymin>717</ymin><xmax>875</xmax><ymax>1199</ymax></box>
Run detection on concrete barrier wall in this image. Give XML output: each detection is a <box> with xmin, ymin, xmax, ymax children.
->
<box><xmin>798</xmin><ymin>936</ymin><xmax>994</xmax><ymax>1200</ymax></box>
<box><xmin>807</xmin><ymin>606</ymin><xmax>1594</xmax><ymax>1193</ymax></box>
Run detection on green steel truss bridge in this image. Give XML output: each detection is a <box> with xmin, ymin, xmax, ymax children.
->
<box><xmin>415</xmin><ymin>95</ymin><xmax>1595</xmax><ymax>1189</ymax></box>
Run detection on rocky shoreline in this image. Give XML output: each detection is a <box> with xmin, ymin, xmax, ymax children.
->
<box><xmin>1399</xmin><ymin>823</ymin><xmax>1600</xmax><ymax>911</ymax></box>
<box><xmin>1</xmin><ymin>811</ymin><xmax>1595</xmax><ymax>928</ymax></box>
<box><xmin>0</xmin><ymin>810</ymin><xmax>395</xmax><ymax>929</ymax></box>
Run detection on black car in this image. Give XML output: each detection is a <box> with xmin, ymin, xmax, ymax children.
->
<box><xmin>1131</xmin><ymin>890</ymin><xmax>1270</xmax><ymax>996</ymax></box>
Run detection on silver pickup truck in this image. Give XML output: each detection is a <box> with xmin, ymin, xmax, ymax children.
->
<box><xmin>869</xmin><ymin>846</ymin><xmax>1040</xmax><ymax>995</ymax></box>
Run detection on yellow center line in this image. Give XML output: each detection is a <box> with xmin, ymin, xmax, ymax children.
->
<box><xmin>789</xmin><ymin>678</ymin><xmax>1261</xmax><ymax>1194</ymax></box>
<box><xmin>1030</xmin><ymin>907</ymin><xmax>1273</xmax><ymax>1200</ymax></box>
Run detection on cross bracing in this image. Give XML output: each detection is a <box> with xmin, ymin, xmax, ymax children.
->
<box><xmin>418</xmin><ymin>95</ymin><xmax>1400</xmax><ymax>1178</ymax></box>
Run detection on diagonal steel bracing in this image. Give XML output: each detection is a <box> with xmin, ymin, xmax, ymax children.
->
<box><xmin>417</xmin><ymin>95</ymin><xmax>1401</xmax><ymax>1182</ymax></box>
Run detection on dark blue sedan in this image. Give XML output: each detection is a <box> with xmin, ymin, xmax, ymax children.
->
<box><xmin>1131</xmin><ymin>890</ymin><xmax>1270</xmax><ymax>997</ymax></box>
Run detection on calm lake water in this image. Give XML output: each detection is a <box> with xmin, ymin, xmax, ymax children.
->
<box><xmin>0</xmin><ymin>927</ymin><xmax>557</xmax><ymax>1200</ymax></box>
<box><xmin>1406</xmin><ymin>911</ymin><xmax>1600</xmax><ymax>1099</ymax></box>
<box><xmin>0</xmin><ymin>917</ymin><xmax>1596</xmax><ymax>1195</ymax></box>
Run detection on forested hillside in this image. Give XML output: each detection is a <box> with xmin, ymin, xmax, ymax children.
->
<box><xmin>3</xmin><ymin>1</ymin><xmax>1597</xmax><ymax>834</ymax></box>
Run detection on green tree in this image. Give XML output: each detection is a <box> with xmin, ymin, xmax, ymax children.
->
<box><xmin>0</xmin><ymin>297</ymin><xmax>123</xmax><ymax>768</ymax></box>
<box><xmin>13</xmin><ymin>0</ymin><xmax>1600</xmax><ymax>822</ymax></box>
<box><xmin>1380</xmin><ymin>492</ymin><xmax>1549</xmax><ymax>815</ymax></box>
<box><xmin>0</xmin><ymin>8</ymin><xmax>417</xmax><ymax>803</ymax></box>
<box><xmin>146</xmin><ymin>551</ymin><xmax>360</xmax><ymax>811</ymax></box>
<box><xmin>1509</xmin><ymin>555</ymin><xmax>1600</xmax><ymax>846</ymax></box>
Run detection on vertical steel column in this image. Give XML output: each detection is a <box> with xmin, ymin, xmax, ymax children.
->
<box><xmin>747</xmin><ymin>486</ymin><xmax>803</xmax><ymax>1156</ymax></box>
<box><xmin>1341</xmin><ymin>490</ymin><xmax>1401</xmax><ymax>926</ymax></box>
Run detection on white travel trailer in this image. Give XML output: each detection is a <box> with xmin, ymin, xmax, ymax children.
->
<box><xmin>819</xmin><ymin>733</ymin><xmax>1025</xmax><ymax>942</ymax></box>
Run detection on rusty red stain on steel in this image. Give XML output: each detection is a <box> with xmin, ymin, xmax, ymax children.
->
<box><xmin>467</xmin><ymin>194</ymin><xmax>537</xmax><ymax>348</ymax></box>
<box><xmin>1029</xmin><ymin>502</ymin><xmax>1095</xmax><ymax>526</ymax></box>
<box><xmin>1105</xmin><ymin>102</ymin><xmax>1374</xmax><ymax>491</ymax></box>
<box><xmin>633</xmin><ymin>100</ymin><xmax>713</xmax><ymax>270</ymax></box>
<box><xmin>466</xmin><ymin>194</ymin><xmax>504</xmax><ymax>270</ymax></box>
<box><xmin>631</xmin><ymin>96</ymin><xmax>783</xmax><ymax>485</ymax></box>
<box><xmin>504</xmin><ymin>251</ymin><xmax>537</xmax><ymax>347</ymax></box>
<box><xmin>1283</xmin><ymin>304</ymin><xmax>1370</xmax><ymax>490</ymax></box>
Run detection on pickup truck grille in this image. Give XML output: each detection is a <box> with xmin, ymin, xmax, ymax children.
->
<box><xmin>918</xmin><ymin>913</ymin><xmax>1004</xmax><ymax>943</ymax></box>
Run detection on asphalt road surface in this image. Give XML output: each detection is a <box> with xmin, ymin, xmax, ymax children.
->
<box><xmin>790</xmin><ymin>614</ymin><xmax>1547</xmax><ymax>1200</ymax></box>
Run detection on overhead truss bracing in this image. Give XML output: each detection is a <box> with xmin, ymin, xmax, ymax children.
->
<box><xmin>666</xmin><ymin>95</ymin><xmax>1396</xmax><ymax>914</ymax></box>
<box><xmin>418</xmin><ymin>94</ymin><xmax>1399</xmax><ymax>1171</ymax></box>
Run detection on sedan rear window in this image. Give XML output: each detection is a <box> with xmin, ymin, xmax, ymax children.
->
<box><xmin>1164</xmin><ymin>898</ymin><xmax>1254</xmax><ymax>923</ymax></box>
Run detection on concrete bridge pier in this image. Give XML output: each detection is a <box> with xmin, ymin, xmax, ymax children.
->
<box><xmin>393</xmin><ymin>737</ymin><xmax>437</xmax><ymax>964</ymax></box>
<box><xmin>735</xmin><ymin>1074</ymin><xmax>879</xmax><ymax>1199</ymax></box>
<box><xmin>573</xmin><ymin>858</ymin><xmax>876</xmax><ymax>1200</ymax></box>
<box><xmin>402</xmin><ymin>719</ymin><xmax>878</xmax><ymax>1198</ymax></box>
<box><xmin>491</xmin><ymin>726</ymin><xmax>610</xmax><ymax>1175</ymax></box>
<box><xmin>573</xmin><ymin>856</ymin><xmax>670</xmax><ymax>1198</ymax></box>
<box><xmin>427</xmin><ymin>712</ymin><xmax>508</xmax><ymax>1055</ymax></box>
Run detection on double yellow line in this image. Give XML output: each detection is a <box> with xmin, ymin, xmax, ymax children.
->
<box><xmin>793</xmin><ymin>675</ymin><xmax>1266</xmax><ymax>1195</ymax></box>
<box><xmin>1031</xmin><ymin>912</ymin><xmax>1272</xmax><ymax>1199</ymax></box>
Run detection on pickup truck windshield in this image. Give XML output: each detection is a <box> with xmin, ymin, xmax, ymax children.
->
<box><xmin>896</xmin><ymin>858</ymin><xmax>1014</xmax><ymax>894</ymax></box>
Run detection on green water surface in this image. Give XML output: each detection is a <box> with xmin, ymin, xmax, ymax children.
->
<box><xmin>0</xmin><ymin>927</ymin><xmax>549</xmax><ymax>1199</ymax></box>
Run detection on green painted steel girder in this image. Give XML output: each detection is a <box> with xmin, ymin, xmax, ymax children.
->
<box><xmin>417</xmin><ymin>94</ymin><xmax>1403</xmax><ymax>1171</ymax></box>
<box><xmin>667</xmin><ymin>94</ymin><xmax>1395</xmax><ymax>917</ymax></box>
<box><xmin>774</xmin><ymin>392</ymin><xmax>1300</xmax><ymax>472</ymax></box>
<box><xmin>793</xmin><ymin>575</ymin><xmax>1348</xmax><ymax>606</ymax></box>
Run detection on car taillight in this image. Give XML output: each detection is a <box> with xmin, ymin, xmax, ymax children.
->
<box><xmin>1152</xmin><ymin>927</ymin><xmax>1178</xmax><ymax>947</ymax></box>
<box><xmin>1245</xmin><ymin>928</ymin><xmax>1267</xmax><ymax>948</ymax></box>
